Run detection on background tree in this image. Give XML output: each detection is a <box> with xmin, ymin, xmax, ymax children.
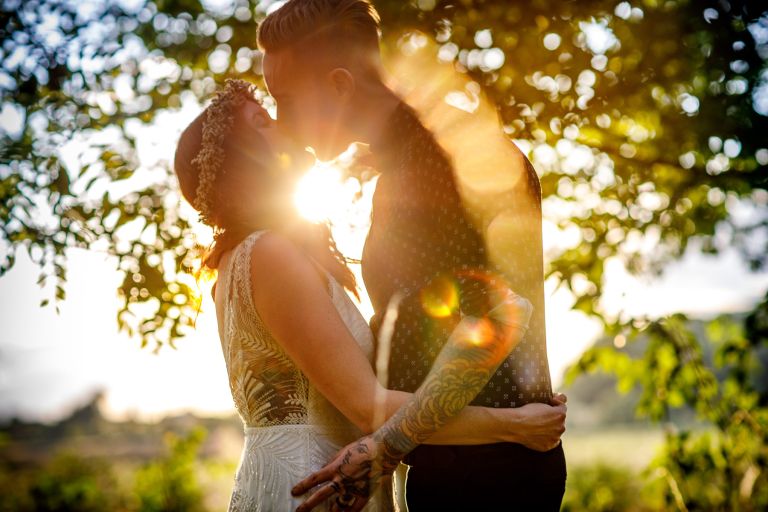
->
<box><xmin>2</xmin><ymin>0</ymin><xmax>766</xmax><ymax>345</ymax></box>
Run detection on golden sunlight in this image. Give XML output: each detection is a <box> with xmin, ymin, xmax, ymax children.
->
<box><xmin>293</xmin><ymin>162</ymin><xmax>347</xmax><ymax>222</ymax></box>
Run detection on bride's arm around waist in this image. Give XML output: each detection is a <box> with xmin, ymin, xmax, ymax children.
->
<box><xmin>247</xmin><ymin>232</ymin><xmax>564</xmax><ymax>448</ymax></box>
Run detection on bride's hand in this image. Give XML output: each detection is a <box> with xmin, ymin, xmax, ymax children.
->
<box><xmin>292</xmin><ymin>435</ymin><xmax>393</xmax><ymax>512</ymax></box>
<box><xmin>503</xmin><ymin>397</ymin><xmax>567</xmax><ymax>452</ymax></box>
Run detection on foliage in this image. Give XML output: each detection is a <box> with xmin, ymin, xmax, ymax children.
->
<box><xmin>133</xmin><ymin>426</ymin><xmax>209</xmax><ymax>512</ymax></box>
<box><xmin>566</xmin><ymin>293</ymin><xmax>768</xmax><ymax>510</ymax></box>
<box><xmin>0</xmin><ymin>0</ymin><xmax>212</xmax><ymax>348</ymax></box>
<box><xmin>0</xmin><ymin>427</ymin><xmax>213</xmax><ymax>512</ymax></box>
<box><xmin>0</xmin><ymin>452</ymin><xmax>130</xmax><ymax>512</ymax></box>
<box><xmin>561</xmin><ymin>463</ymin><xmax>662</xmax><ymax>512</ymax></box>
<box><xmin>1</xmin><ymin>0</ymin><xmax>766</xmax><ymax>348</ymax></box>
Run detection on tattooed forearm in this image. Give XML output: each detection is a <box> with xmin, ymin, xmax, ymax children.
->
<box><xmin>372</xmin><ymin>317</ymin><xmax>522</xmax><ymax>470</ymax></box>
<box><xmin>293</xmin><ymin>297</ymin><xmax>532</xmax><ymax>511</ymax></box>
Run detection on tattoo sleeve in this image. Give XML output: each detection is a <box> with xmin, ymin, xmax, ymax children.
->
<box><xmin>371</xmin><ymin>291</ymin><xmax>532</xmax><ymax>470</ymax></box>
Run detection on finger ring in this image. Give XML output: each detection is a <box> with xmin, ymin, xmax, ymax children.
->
<box><xmin>336</xmin><ymin>494</ymin><xmax>355</xmax><ymax>507</ymax></box>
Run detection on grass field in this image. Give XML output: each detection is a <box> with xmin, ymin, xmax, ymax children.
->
<box><xmin>563</xmin><ymin>426</ymin><xmax>665</xmax><ymax>471</ymax></box>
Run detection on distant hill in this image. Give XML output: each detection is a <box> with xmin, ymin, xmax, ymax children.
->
<box><xmin>0</xmin><ymin>390</ymin><xmax>244</xmax><ymax>466</ymax></box>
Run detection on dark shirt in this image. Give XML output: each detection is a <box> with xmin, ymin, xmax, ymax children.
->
<box><xmin>361</xmin><ymin>101</ymin><xmax>553</xmax><ymax>409</ymax></box>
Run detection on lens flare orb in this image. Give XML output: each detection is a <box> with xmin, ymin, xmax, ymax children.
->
<box><xmin>419</xmin><ymin>276</ymin><xmax>460</xmax><ymax>318</ymax></box>
<box><xmin>461</xmin><ymin>317</ymin><xmax>496</xmax><ymax>348</ymax></box>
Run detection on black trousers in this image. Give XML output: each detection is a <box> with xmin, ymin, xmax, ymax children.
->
<box><xmin>403</xmin><ymin>441</ymin><xmax>566</xmax><ymax>511</ymax></box>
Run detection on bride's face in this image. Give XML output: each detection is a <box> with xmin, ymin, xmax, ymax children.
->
<box><xmin>227</xmin><ymin>100</ymin><xmax>315</xmax><ymax>220</ymax></box>
<box><xmin>237</xmin><ymin>100</ymin><xmax>315</xmax><ymax>175</ymax></box>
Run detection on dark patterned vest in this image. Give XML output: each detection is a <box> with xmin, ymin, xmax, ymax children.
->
<box><xmin>361</xmin><ymin>101</ymin><xmax>553</xmax><ymax>409</ymax></box>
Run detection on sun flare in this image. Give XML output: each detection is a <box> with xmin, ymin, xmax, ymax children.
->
<box><xmin>293</xmin><ymin>163</ymin><xmax>347</xmax><ymax>222</ymax></box>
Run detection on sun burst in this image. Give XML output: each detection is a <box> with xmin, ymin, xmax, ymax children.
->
<box><xmin>293</xmin><ymin>163</ymin><xmax>347</xmax><ymax>222</ymax></box>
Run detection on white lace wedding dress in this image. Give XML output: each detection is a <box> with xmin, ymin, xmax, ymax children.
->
<box><xmin>214</xmin><ymin>230</ymin><xmax>394</xmax><ymax>512</ymax></box>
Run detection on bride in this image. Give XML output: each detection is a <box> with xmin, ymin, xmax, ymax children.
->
<box><xmin>173</xmin><ymin>79</ymin><xmax>566</xmax><ymax>511</ymax></box>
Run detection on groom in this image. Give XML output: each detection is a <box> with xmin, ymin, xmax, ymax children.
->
<box><xmin>258</xmin><ymin>0</ymin><xmax>567</xmax><ymax>509</ymax></box>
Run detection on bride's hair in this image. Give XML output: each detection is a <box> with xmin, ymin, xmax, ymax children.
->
<box><xmin>173</xmin><ymin>79</ymin><xmax>357</xmax><ymax>296</ymax></box>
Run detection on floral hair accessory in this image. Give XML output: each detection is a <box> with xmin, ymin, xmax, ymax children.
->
<box><xmin>191</xmin><ymin>78</ymin><xmax>258</xmax><ymax>226</ymax></box>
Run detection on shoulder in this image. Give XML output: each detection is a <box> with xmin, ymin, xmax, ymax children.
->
<box><xmin>246</xmin><ymin>231</ymin><xmax>328</xmax><ymax>294</ymax></box>
<box><xmin>247</xmin><ymin>231</ymin><xmax>305</xmax><ymax>275</ymax></box>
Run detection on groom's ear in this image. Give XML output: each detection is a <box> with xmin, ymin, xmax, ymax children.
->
<box><xmin>327</xmin><ymin>68</ymin><xmax>356</xmax><ymax>103</ymax></box>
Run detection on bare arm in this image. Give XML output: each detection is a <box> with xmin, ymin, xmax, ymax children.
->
<box><xmin>369</xmin><ymin>289</ymin><xmax>537</xmax><ymax>461</ymax></box>
<box><xmin>373</xmin><ymin>387</ymin><xmax>565</xmax><ymax>447</ymax></box>
<box><xmin>245</xmin><ymin>232</ymin><xmax>561</xmax><ymax>448</ymax></box>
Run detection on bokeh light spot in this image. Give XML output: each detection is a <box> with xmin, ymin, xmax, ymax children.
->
<box><xmin>420</xmin><ymin>276</ymin><xmax>460</xmax><ymax>318</ymax></box>
<box><xmin>460</xmin><ymin>317</ymin><xmax>496</xmax><ymax>348</ymax></box>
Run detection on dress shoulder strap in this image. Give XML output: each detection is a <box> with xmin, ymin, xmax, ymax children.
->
<box><xmin>225</xmin><ymin>229</ymin><xmax>268</xmax><ymax>316</ymax></box>
<box><xmin>306</xmin><ymin>254</ymin><xmax>335</xmax><ymax>299</ymax></box>
<box><xmin>226</xmin><ymin>230</ymin><xmax>334</xmax><ymax>314</ymax></box>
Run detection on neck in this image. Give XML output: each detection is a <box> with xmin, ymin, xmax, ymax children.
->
<box><xmin>346</xmin><ymin>81</ymin><xmax>401</xmax><ymax>150</ymax></box>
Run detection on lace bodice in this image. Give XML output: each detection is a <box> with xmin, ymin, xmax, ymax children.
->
<box><xmin>214</xmin><ymin>230</ymin><xmax>375</xmax><ymax>432</ymax></box>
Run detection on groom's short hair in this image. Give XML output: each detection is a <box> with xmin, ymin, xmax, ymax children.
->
<box><xmin>257</xmin><ymin>0</ymin><xmax>381</xmax><ymax>71</ymax></box>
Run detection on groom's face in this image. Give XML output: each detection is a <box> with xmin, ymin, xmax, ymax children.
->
<box><xmin>263</xmin><ymin>49</ymin><xmax>351</xmax><ymax>161</ymax></box>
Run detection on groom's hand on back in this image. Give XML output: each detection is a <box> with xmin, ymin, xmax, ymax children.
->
<box><xmin>510</xmin><ymin>394</ymin><xmax>567</xmax><ymax>452</ymax></box>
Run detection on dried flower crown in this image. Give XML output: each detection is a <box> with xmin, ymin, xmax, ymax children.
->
<box><xmin>191</xmin><ymin>78</ymin><xmax>259</xmax><ymax>227</ymax></box>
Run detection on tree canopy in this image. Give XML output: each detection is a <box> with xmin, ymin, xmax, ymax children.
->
<box><xmin>2</xmin><ymin>0</ymin><xmax>766</xmax><ymax>346</ymax></box>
